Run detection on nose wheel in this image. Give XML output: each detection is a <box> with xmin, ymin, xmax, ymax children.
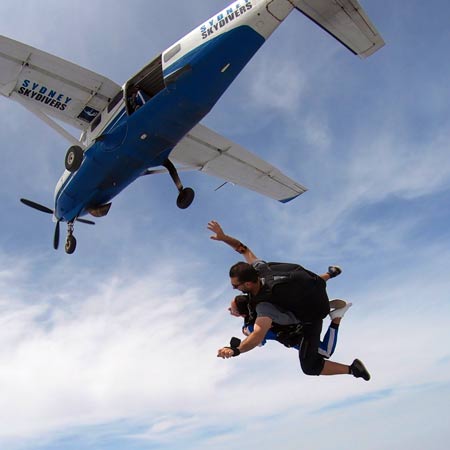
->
<box><xmin>65</xmin><ymin>222</ymin><xmax>77</xmax><ymax>254</ymax></box>
<box><xmin>163</xmin><ymin>159</ymin><xmax>195</xmax><ymax>209</ymax></box>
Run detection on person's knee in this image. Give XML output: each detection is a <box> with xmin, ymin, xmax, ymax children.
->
<box><xmin>300</xmin><ymin>357</ymin><xmax>324</xmax><ymax>376</ymax></box>
<box><xmin>301</xmin><ymin>365</ymin><xmax>321</xmax><ymax>376</ymax></box>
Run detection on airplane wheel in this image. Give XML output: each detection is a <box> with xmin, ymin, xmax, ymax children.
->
<box><xmin>65</xmin><ymin>146</ymin><xmax>83</xmax><ymax>172</ymax></box>
<box><xmin>176</xmin><ymin>187</ymin><xmax>195</xmax><ymax>209</ymax></box>
<box><xmin>65</xmin><ymin>235</ymin><xmax>77</xmax><ymax>254</ymax></box>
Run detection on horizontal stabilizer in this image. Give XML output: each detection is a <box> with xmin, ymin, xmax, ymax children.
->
<box><xmin>0</xmin><ymin>35</ymin><xmax>121</xmax><ymax>130</ymax></box>
<box><xmin>170</xmin><ymin>124</ymin><xmax>307</xmax><ymax>203</ymax></box>
<box><xmin>293</xmin><ymin>0</ymin><xmax>385</xmax><ymax>58</ymax></box>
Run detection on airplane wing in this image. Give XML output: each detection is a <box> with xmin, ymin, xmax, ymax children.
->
<box><xmin>294</xmin><ymin>0</ymin><xmax>385</xmax><ymax>58</ymax></box>
<box><xmin>169</xmin><ymin>124</ymin><xmax>307</xmax><ymax>203</ymax></box>
<box><xmin>0</xmin><ymin>35</ymin><xmax>121</xmax><ymax>131</ymax></box>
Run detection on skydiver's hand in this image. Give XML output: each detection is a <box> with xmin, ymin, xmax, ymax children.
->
<box><xmin>208</xmin><ymin>220</ymin><xmax>226</xmax><ymax>241</ymax></box>
<box><xmin>217</xmin><ymin>347</ymin><xmax>235</xmax><ymax>358</ymax></box>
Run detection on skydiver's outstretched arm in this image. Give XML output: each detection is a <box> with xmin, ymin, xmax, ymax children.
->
<box><xmin>232</xmin><ymin>297</ymin><xmax>349</xmax><ymax>356</ymax></box>
<box><xmin>217</xmin><ymin>316</ymin><xmax>272</xmax><ymax>358</ymax></box>
<box><xmin>207</xmin><ymin>220</ymin><xmax>258</xmax><ymax>264</ymax></box>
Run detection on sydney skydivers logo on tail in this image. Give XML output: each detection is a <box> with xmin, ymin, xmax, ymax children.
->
<box><xmin>17</xmin><ymin>79</ymin><xmax>72</xmax><ymax>111</ymax></box>
<box><xmin>200</xmin><ymin>1</ymin><xmax>253</xmax><ymax>40</ymax></box>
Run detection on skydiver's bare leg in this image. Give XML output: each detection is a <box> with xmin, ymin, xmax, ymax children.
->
<box><xmin>320</xmin><ymin>360</ymin><xmax>350</xmax><ymax>375</ymax></box>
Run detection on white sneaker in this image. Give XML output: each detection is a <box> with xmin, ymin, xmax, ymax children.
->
<box><xmin>329</xmin><ymin>299</ymin><xmax>347</xmax><ymax>310</ymax></box>
<box><xmin>330</xmin><ymin>302</ymin><xmax>353</xmax><ymax>319</ymax></box>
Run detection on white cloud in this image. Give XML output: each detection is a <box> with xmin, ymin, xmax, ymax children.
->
<box><xmin>346</xmin><ymin>124</ymin><xmax>450</xmax><ymax>202</ymax></box>
<box><xmin>248</xmin><ymin>57</ymin><xmax>307</xmax><ymax>113</ymax></box>
<box><xmin>0</xmin><ymin>255</ymin><xmax>230</xmax><ymax>440</ymax></box>
<box><xmin>2</xmin><ymin>240</ymin><xmax>449</xmax><ymax>449</ymax></box>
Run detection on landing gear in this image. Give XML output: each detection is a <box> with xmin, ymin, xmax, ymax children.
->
<box><xmin>65</xmin><ymin>235</ymin><xmax>77</xmax><ymax>254</ymax></box>
<box><xmin>65</xmin><ymin>145</ymin><xmax>84</xmax><ymax>172</ymax></box>
<box><xmin>163</xmin><ymin>158</ymin><xmax>195</xmax><ymax>209</ymax></box>
<box><xmin>65</xmin><ymin>222</ymin><xmax>77</xmax><ymax>254</ymax></box>
<box><xmin>176</xmin><ymin>187</ymin><xmax>195</xmax><ymax>209</ymax></box>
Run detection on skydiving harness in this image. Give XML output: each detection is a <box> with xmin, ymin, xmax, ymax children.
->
<box><xmin>236</xmin><ymin>298</ymin><xmax>306</xmax><ymax>349</ymax></box>
<box><xmin>270</xmin><ymin>322</ymin><xmax>304</xmax><ymax>348</ymax></box>
<box><xmin>227</xmin><ymin>321</ymin><xmax>305</xmax><ymax>356</ymax></box>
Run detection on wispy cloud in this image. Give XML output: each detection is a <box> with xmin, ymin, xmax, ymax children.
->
<box><xmin>312</xmin><ymin>388</ymin><xmax>394</xmax><ymax>413</ymax></box>
<box><xmin>0</xmin><ymin>254</ymin><xmax>231</xmax><ymax>443</ymax></box>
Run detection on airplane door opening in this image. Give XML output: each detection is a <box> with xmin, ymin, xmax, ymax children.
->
<box><xmin>125</xmin><ymin>54</ymin><xmax>165</xmax><ymax>115</ymax></box>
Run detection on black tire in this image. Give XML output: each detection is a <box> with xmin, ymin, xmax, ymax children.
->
<box><xmin>176</xmin><ymin>187</ymin><xmax>195</xmax><ymax>209</ymax></box>
<box><xmin>65</xmin><ymin>235</ymin><xmax>77</xmax><ymax>254</ymax></box>
<box><xmin>65</xmin><ymin>146</ymin><xmax>84</xmax><ymax>172</ymax></box>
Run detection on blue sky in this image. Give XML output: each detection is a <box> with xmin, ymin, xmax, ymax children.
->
<box><xmin>1</xmin><ymin>0</ymin><xmax>450</xmax><ymax>449</ymax></box>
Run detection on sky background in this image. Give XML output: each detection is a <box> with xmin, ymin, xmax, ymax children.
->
<box><xmin>1</xmin><ymin>0</ymin><xmax>449</xmax><ymax>449</ymax></box>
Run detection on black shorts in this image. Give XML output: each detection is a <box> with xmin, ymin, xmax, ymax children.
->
<box><xmin>298</xmin><ymin>319</ymin><xmax>325</xmax><ymax>376</ymax></box>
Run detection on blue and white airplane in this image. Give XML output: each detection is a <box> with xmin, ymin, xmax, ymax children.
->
<box><xmin>0</xmin><ymin>0</ymin><xmax>384</xmax><ymax>253</ymax></box>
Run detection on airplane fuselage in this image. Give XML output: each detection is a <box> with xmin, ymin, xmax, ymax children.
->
<box><xmin>54</xmin><ymin>0</ymin><xmax>294</xmax><ymax>222</ymax></box>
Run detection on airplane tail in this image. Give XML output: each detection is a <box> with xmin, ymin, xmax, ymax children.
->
<box><xmin>290</xmin><ymin>0</ymin><xmax>385</xmax><ymax>58</ymax></box>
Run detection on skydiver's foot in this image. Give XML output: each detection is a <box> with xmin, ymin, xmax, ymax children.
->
<box><xmin>350</xmin><ymin>359</ymin><xmax>371</xmax><ymax>381</ymax></box>
<box><xmin>330</xmin><ymin>301</ymin><xmax>352</xmax><ymax>320</ymax></box>
<box><xmin>327</xmin><ymin>265</ymin><xmax>342</xmax><ymax>278</ymax></box>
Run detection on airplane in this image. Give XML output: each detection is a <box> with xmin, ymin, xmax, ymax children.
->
<box><xmin>0</xmin><ymin>0</ymin><xmax>384</xmax><ymax>254</ymax></box>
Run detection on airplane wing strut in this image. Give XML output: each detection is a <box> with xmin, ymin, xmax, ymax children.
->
<box><xmin>0</xmin><ymin>34</ymin><xmax>121</xmax><ymax>133</ymax></box>
<box><xmin>12</xmin><ymin>92</ymin><xmax>85</xmax><ymax>147</ymax></box>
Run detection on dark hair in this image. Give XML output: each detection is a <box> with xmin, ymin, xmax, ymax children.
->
<box><xmin>229</xmin><ymin>262</ymin><xmax>259</xmax><ymax>283</ymax></box>
<box><xmin>234</xmin><ymin>295</ymin><xmax>250</xmax><ymax>316</ymax></box>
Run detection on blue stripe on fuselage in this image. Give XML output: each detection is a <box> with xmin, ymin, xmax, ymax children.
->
<box><xmin>55</xmin><ymin>25</ymin><xmax>265</xmax><ymax>222</ymax></box>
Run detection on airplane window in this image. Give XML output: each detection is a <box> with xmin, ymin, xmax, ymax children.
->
<box><xmin>107</xmin><ymin>90</ymin><xmax>123</xmax><ymax>113</ymax></box>
<box><xmin>163</xmin><ymin>43</ymin><xmax>181</xmax><ymax>63</ymax></box>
